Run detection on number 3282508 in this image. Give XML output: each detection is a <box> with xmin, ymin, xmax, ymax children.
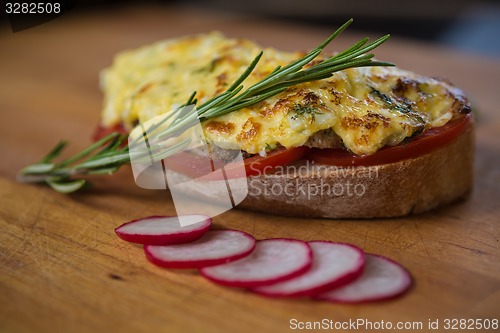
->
<box><xmin>6</xmin><ymin>2</ymin><xmax>61</xmax><ymax>14</ymax></box>
<box><xmin>444</xmin><ymin>319</ymin><xmax>498</xmax><ymax>330</ymax></box>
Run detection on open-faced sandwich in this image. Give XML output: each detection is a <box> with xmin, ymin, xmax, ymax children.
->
<box><xmin>19</xmin><ymin>22</ymin><xmax>473</xmax><ymax>219</ymax></box>
<box><xmin>94</xmin><ymin>31</ymin><xmax>473</xmax><ymax>218</ymax></box>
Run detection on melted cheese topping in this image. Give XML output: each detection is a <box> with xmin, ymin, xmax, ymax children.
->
<box><xmin>101</xmin><ymin>32</ymin><xmax>467</xmax><ymax>156</ymax></box>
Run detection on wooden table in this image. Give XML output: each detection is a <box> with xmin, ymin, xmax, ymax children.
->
<box><xmin>1</xmin><ymin>4</ymin><xmax>499</xmax><ymax>333</ymax></box>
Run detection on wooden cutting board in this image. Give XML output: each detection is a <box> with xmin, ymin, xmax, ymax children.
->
<box><xmin>1</xmin><ymin>5</ymin><xmax>499</xmax><ymax>333</ymax></box>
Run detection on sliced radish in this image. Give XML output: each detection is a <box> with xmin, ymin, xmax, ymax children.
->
<box><xmin>144</xmin><ymin>230</ymin><xmax>256</xmax><ymax>269</ymax></box>
<box><xmin>315</xmin><ymin>254</ymin><xmax>412</xmax><ymax>303</ymax></box>
<box><xmin>115</xmin><ymin>215</ymin><xmax>211</xmax><ymax>245</ymax></box>
<box><xmin>252</xmin><ymin>241</ymin><xmax>364</xmax><ymax>297</ymax></box>
<box><xmin>200</xmin><ymin>239</ymin><xmax>312</xmax><ymax>288</ymax></box>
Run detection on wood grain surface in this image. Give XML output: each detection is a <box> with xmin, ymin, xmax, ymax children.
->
<box><xmin>1</xmin><ymin>4</ymin><xmax>499</xmax><ymax>333</ymax></box>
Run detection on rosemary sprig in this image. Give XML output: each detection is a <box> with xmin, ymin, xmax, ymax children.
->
<box><xmin>18</xmin><ymin>19</ymin><xmax>394</xmax><ymax>193</ymax></box>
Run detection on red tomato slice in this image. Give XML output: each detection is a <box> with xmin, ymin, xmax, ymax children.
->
<box><xmin>92</xmin><ymin>123</ymin><xmax>128</xmax><ymax>141</ymax></box>
<box><xmin>164</xmin><ymin>146</ymin><xmax>309</xmax><ymax>180</ymax></box>
<box><xmin>235</xmin><ymin>146</ymin><xmax>309</xmax><ymax>177</ymax></box>
<box><xmin>307</xmin><ymin>114</ymin><xmax>472</xmax><ymax>167</ymax></box>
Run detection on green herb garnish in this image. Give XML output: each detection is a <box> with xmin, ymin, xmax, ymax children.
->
<box><xmin>18</xmin><ymin>19</ymin><xmax>393</xmax><ymax>193</ymax></box>
<box><xmin>370</xmin><ymin>87</ymin><xmax>412</xmax><ymax>113</ymax></box>
<box><xmin>290</xmin><ymin>103</ymin><xmax>323</xmax><ymax>121</ymax></box>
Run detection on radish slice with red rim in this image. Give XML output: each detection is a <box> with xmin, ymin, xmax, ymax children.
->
<box><xmin>200</xmin><ymin>238</ymin><xmax>312</xmax><ymax>288</ymax></box>
<box><xmin>315</xmin><ymin>254</ymin><xmax>412</xmax><ymax>303</ymax></box>
<box><xmin>144</xmin><ymin>230</ymin><xmax>256</xmax><ymax>269</ymax></box>
<box><xmin>252</xmin><ymin>241</ymin><xmax>365</xmax><ymax>297</ymax></box>
<box><xmin>115</xmin><ymin>215</ymin><xmax>211</xmax><ymax>245</ymax></box>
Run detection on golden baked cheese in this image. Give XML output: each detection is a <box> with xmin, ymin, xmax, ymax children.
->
<box><xmin>100</xmin><ymin>32</ymin><xmax>468</xmax><ymax>156</ymax></box>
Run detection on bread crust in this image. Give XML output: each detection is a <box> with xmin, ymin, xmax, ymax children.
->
<box><xmin>238</xmin><ymin>126</ymin><xmax>474</xmax><ymax>218</ymax></box>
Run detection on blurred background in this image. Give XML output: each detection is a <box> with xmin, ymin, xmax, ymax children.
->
<box><xmin>5</xmin><ymin>0</ymin><xmax>498</xmax><ymax>57</ymax></box>
<box><xmin>188</xmin><ymin>0</ymin><xmax>500</xmax><ymax>58</ymax></box>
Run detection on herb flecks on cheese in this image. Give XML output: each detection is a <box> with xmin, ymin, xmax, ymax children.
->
<box><xmin>101</xmin><ymin>32</ymin><xmax>467</xmax><ymax>156</ymax></box>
